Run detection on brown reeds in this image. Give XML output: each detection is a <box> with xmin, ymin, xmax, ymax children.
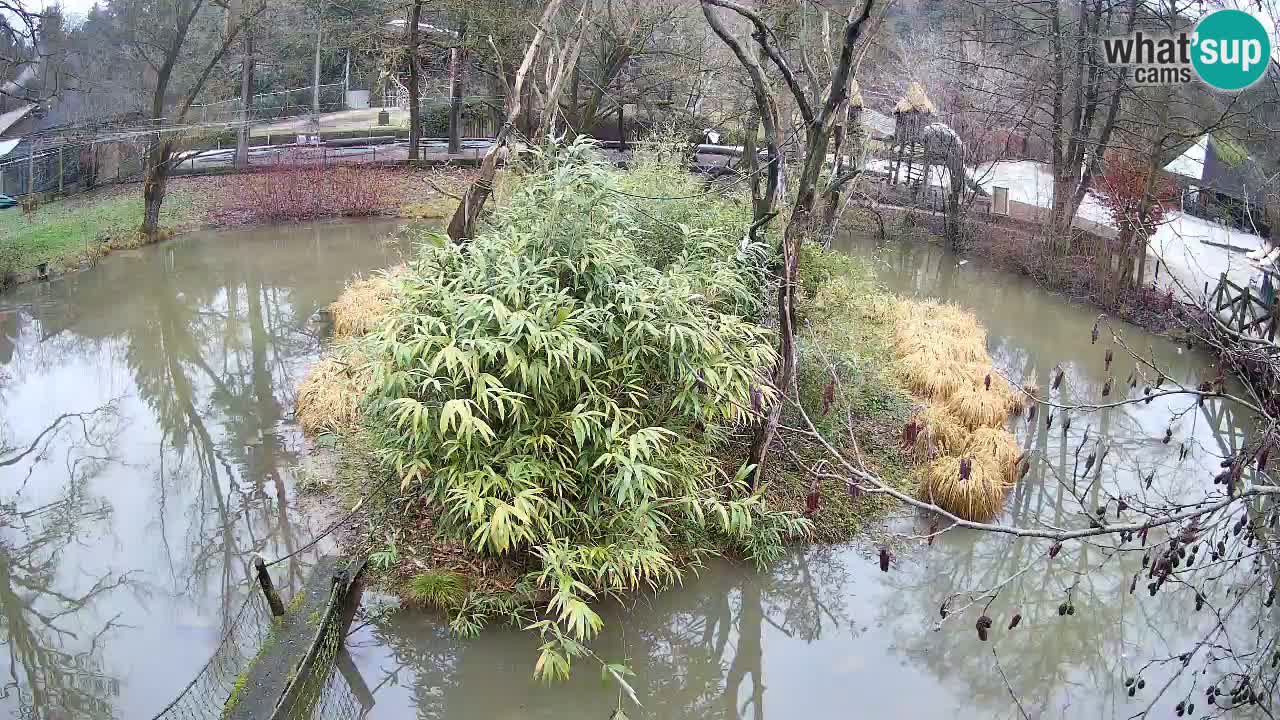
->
<box><xmin>910</xmin><ymin>403</ymin><xmax>971</xmax><ymax>461</ymax></box>
<box><xmin>965</xmin><ymin>427</ymin><xmax>1022</xmax><ymax>479</ymax></box>
<box><xmin>947</xmin><ymin>385</ymin><xmax>1017</xmax><ymax>429</ymax></box>
<box><xmin>329</xmin><ymin>267</ymin><xmax>403</xmax><ymax>338</ymax></box>
<box><xmin>296</xmin><ymin>355</ymin><xmax>374</xmax><ymax>435</ymax></box>
<box><xmin>297</xmin><ymin>267</ymin><xmax>403</xmax><ymax>436</ymax></box>
<box><xmin>893</xmin><ymin>299</ymin><xmax>1026</xmax><ymax>522</ymax></box>
<box><xmin>919</xmin><ymin>455</ymin><xmax>1006</xmax><ymax>522</ymax></box>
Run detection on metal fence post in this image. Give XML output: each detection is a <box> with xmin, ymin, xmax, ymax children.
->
<box><xmin>255</xmin><ymin>556</ymin><xmax>287</xmax><ymax>617</ymax></box>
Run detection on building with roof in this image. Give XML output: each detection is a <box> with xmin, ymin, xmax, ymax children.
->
<box><xmin>1163</xmin><ymin>134</ymin><xmax>1273</xmax><ymax>236</ymax></box>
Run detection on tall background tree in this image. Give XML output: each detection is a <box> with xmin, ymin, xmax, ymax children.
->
<box><xmin>97</xmin><ymin>0</ymin><xmax>262</xmax><ymax>236</ymax></box>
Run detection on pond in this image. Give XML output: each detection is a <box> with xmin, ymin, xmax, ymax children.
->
<box><xmin>0</xmin><ymin>219</ymin><xmax>409</xmax><ymax>719</ymax></box>
<box><xmin>344</xmin><ymin>232</ymin><xmax>1261</xmax><ymax>720</ymax></box>
<box><xmin>0</xmin><ymin>220</ymin><xmax>1260</xmax><ymax>719</ymax></box>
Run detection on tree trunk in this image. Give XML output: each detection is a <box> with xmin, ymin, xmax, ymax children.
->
<box><xmin>133</xmin><ymin>0</ymin><xmax>253</xmax><ymax>238</ymax></box>
<box><xmin>742</xmin><ymin>108</ymin><xmax>762</xmax><ymax>216</ymax></box>
<box><xmin>1093</xmin><ymin>232</ymin><xmax>1113</xmax><ymax>300</ymax></box>
<box><xmin>140</xmin><ymin>138</ymin><xmax>174</xmax><ymax>239</ymax></box>
<box><xmin>407</xmin><ymin>0</ymin><xmax>422</xmax><ymax>161</ymax></box>
<box><xmin>1134</xmin><ymin>229</ymin><xmax>1150</xmax><ymax>288</ymax></box>
<box><xmin>235</xmin><ymin>28</ymin><xmax>254</xmax><ymax>169</ymax></box>
<box><xmin>746</xmin><ymin>214</ymin><xmax>801</xmax><ymax>477</ymax></box>
<box><xmin>819</xmin><ymin>121</ymin><xmax>846</xmax><ymax>242</ymax></box>
<box><xmin>311</xmin><ymin>25</ymin><xmax>323</xmax><ymax>122</ymax></box>
<box><xmin>567</xmin><ymin>63</ymin><xmax>580</xmax><ymax>137</ymax></box>
<box><xmin>521</xmin><ymin>79</ymin><xmax>534</xmax><ymax>137</ymax></box>
<box><xmin>700</xmin><ymin>0</ymin><xmax>781</xmax><ymax>244</ymax></box>
<box><xmin>535</xmin><ymin>4</ymin><xmax>588</xmax><ymax>143</ymax></box>
<box><xmin>945</xmin><ymin>171</ymin><xmax>965</xmax><ymax>251</ymax></box>
<box><xmin>447</xmin><ymin>45</ymin><xmax>464</xmax><ymax>154</ymax></box>
<box><xmin>1050</xmin><ymin>166</ymin><xmax>1079</xmax><ymax>243</ymax></box>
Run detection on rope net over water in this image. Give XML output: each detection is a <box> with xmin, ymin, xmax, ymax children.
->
<box><xmin>149</xmin><ymin>564</ymin><xmax>372</xmax><ymax>720</ymax></box>
<box><xmin>284</xmin><ymin>589</ymin><xmax>374</xmax><ymax>720</ymax></box>
<box><xmin>147</xmin><ymin>591</ymin><xmax>275</xmax><ymax>720</ymax></box>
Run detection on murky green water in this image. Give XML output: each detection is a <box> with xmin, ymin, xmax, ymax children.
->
<box><xmin>0</xmin><ymin>219</ymin><xmax>409</xmax><ymax>719</ymax></box>
<box><xmin>1</xmin><ymin>221</ymin><xmax>1262</xmax><ymax>719</ymax></box>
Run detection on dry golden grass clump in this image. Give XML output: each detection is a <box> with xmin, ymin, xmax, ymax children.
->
<box><xmin>946</xmin><ymin>385</ymin><xmax>1018</xmax><ymax>429</ymax></box>
<box><xmin>329</xmin><ymin>267</ymin><xmax>403</xmax><ymax>338</ymax></box>
<box><xmin>893</xmin><ymin>302</ymin><xmax>990</xmax><ymax>400</ymax></box>
<box><xmin>897</xmin><ymin>352</ymin><xmax>972</xmax><ymax>399</ymax></box>
<box><xmin>892</xmin><ymin>298</ymin><xmax>1027</xmax><ymax>522</ymax></box>
<box><xmin>296</xmin><ymin>355</ymin><xmax>373</xmax><ymax>435</ymax></box>
<box><xmin>910</xmin><ymin>403</ymin><xmax>971</xmax><ymax>461</ymax></box>
<box><xmin>919</xmin><ymin>455</ymin><xmax>1008</xmax><ymax>522</ymax></box>
<box><xmin>965</xmin><ymin>427</ymin><xmax>1022</xmax><ymax>480</ymax></box>
<box><xmin>298</xmin><ymin>267</ymin><xmax>403</xmax><ymax>436</ymax></box>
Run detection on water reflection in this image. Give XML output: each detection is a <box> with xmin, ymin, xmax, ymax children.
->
<box><xmin>1</xmin><ymin>401</ymin><xmax>126</xmax><ymax>718</ymax></box>
<box><xmin>0</xmin><ymin>220</ymin><xmax>408</xmax><ymax>719</ymax></box>
<box><xmin>350</xmin><ymin>547</ymin><xmax>861</xmax><ymax>720</ymax></box>
<box><xmin>348</xmin><ymin>231</ymin><xmax>1266</xmax><ymax>720</ymax></box>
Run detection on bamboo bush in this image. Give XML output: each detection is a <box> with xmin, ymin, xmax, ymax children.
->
<box><xmin>357</xmin><ymin>140</ymin><xmax>809</xmax><ymax>678</ymax></box>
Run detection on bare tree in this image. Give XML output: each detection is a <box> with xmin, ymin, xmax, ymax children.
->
<box><xmin>701</xmin><ymin>0</ymin><xmax>879</xmax><ymax>483</ymax></box>
<box><xmin>947</xmin><ymin>0</ymin><xmax>1132</xmax><ymax>239</ymax></box>
<box><xmin>407</xmin><ymin>0</ymin><xmax>425</xmax><ymax>160</ymax></box>
<box><xmin>446</xmin><ymin>0</ymin><xmax>567</xmax><ymax>244</ymax></box>
<box><xmin>233</xmin><ymin>0</ymin><xmax>257</xmax><ymax>169</ymax></box>
<box><xmin>446</xmin><ymin>21</ymin><xmax>466</xmax><ymax>154</ymax></box>
<box><xmin>0</xmin><ymin>1</ymin><xmax>50</xmax><ymax>108</ymax></box>
<box><xmin>110</xmin><ymin>0</ymin><xmax>263</xmax><ymax>237</ymax></box>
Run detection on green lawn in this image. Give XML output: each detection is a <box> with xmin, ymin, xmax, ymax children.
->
<box><xmin>0</xmin><ymin>184</ymin><xmax>206</xmax><ymax>276</ymax></box>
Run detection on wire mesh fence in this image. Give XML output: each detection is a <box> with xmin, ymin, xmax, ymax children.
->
<box><xmin>148</xmin><ymin>591</ymin><xmax>276</xmax><ymax>720</ymax></box>
<box><xmin>145</xmin><ymin>558</ymin><xmax>372</xmax><ymax>720</ymax></box>
<box><xmin>189</xmin><ymin>84</ymin><xmax>349</xmax><ymax>125</ymax></box>
<box><xmin>0</xmin><ymin>143</ymin><xmax>86</xmax><ymax>196</ymax></box>
<box><xmin>282</xmin><ymin>591</ymin><xmax>373</xmax><ymax>720</ymax></box>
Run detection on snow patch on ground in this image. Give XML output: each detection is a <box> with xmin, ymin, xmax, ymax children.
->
<box><xmin>972</xmin><ymin>160</ymin><xmax>1267</xmax><ymax>300</ymax></box>
<box><xmin>864</xmin><ymin>156</ymin><xmax>1268</xmax><ymax>298</ymax></box>
<box><xmin>1148</xmin><ymin>213</ymin><xmax>1264</xmax><ymax>299</ymax></box>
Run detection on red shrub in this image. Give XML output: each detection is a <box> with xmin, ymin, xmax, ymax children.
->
<box><xmin>1095</xmin><ymin>151</ymin><xmax>1178</xmax><ymax>234</ymax></box>
<box><xmin>213</xmin><ymin>149</ymin><xmax>405</xmax><ymax>225</ymax></box>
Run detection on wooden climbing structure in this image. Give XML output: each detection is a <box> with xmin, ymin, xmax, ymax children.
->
<box><xmin>889</xmin><ymin>81</ymin><xmax>936</xmax><ymax>191</ymax></box>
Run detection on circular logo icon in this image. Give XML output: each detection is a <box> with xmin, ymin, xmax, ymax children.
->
<box><xmin>1192</xmin><ymin>9</ymin><xmax>1272</xmax><ymax>91</ymax></box>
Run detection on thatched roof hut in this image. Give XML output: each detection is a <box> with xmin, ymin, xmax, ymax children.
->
<box><xmin>893</xmin><ymin>82</ymin><xmax>936</xmax><ymax>115</ymax></box>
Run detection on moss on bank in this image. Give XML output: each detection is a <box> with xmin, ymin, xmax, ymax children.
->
<box><xmin>0</xmin><ymin>184</ymin><xmax>207</xmax><ymax>279</ymax></box>
<box><xmin>760</xmin><ymin>244</ymin><xmax>919</xmax><ymax>541</ymax></box>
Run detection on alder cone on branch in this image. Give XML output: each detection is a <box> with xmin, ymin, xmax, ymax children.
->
<box><xmin>976</xmin><ymin>615</ymin><xmax>992</xmax><ymax>641</ymax></box>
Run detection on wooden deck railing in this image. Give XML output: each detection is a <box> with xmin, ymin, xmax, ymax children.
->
<box><xmin>1210</xmin><ymin>273</ymin><xmax>1280</xmax><ymax>342</ymax></box>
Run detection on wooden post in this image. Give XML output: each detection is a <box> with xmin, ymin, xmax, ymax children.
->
<box><xmin>28</xmin><ymin>138</ymin><xmax>36</xmax><ymax>195</ymax></box>
<box><xmin>255</xmin><ymin>556</ymin><xmax>287</xmax><ymax>616</ymax></box>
